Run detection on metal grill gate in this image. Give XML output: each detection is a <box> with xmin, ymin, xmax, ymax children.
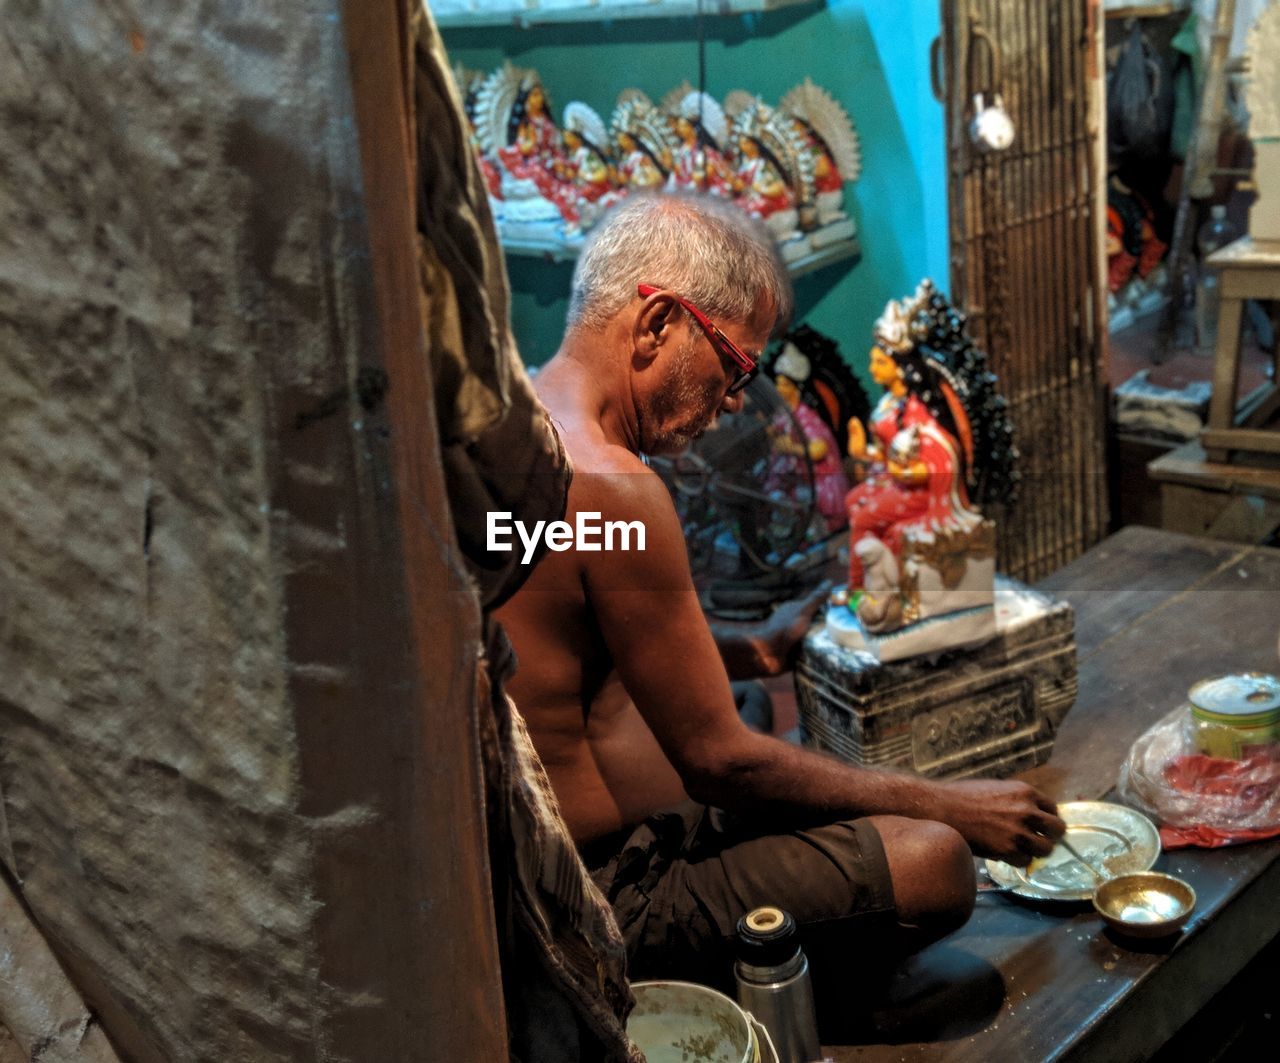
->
<box><xmin>939</xmin><ymin>0</ymin><xmax>1109</xmax><ymax>581</ymax></box>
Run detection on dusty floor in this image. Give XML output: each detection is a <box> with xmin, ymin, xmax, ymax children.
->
<box><xmin>1110</xmin><ymin>302</ymin><xmax>1274</xmax><ymax>395</ymax></box>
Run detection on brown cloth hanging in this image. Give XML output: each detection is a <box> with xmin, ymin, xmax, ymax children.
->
<box><xmin>411</xmin><ymin>6</ymin><xmax>641</xmax><ymax>1059</ymax></box>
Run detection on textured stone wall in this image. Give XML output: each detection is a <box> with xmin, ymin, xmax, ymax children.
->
<box><xmin>0</xmin><ymin>5</ymin><xmax>457</xmax><ymax>1060</ymax></box>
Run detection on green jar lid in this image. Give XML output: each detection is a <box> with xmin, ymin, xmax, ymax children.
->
<box><xmin>1189</xmin><ymin>673</ymin><xmax>1280</xmax><ymax>726</ymax></box>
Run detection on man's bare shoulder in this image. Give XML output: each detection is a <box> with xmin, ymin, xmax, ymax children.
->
<box><xmin>562</xmin><ymin>429</ymin><xmax>647</xmax><ymax>478</ymax></box>
<box><xmin>570</xmin><ymin>440</ymin><xmax>674</xmax><ymax>526</ymax></box>
<box><xmin>541</xmin><ymin>417</ymin><xmax>665</xmax><ymax>513</ymax></box>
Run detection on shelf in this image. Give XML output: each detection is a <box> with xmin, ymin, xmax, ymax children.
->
<box><xmin>502</xmin><ymin>234</ymin><xmax>582</xmax><ymax>263</ymax></box>
<box><xmin>500</xmin><ymin>230</ymin><xmax>860</xmax><ymax>278</ymax></box>
<box><xmin>1103</xmin><ymin>1</ymin><xmax>1188</xmax><ymax>19</ymax></box>
<box><xmin>787</xmin><ymin>235</ymin><xmax>860</xmax><ymax>279</ymax></box>
<box><xmin>433</xmin><ymin>0</ymin><xmax>815</xmax><ymax>30</ymax></box>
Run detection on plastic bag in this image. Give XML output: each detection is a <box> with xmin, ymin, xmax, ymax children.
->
<box><xmin>1117</xmin><ymin>707</ymin><xmax>1280</xmax><ymax>849</ymax></box>
<box><xmin>1107</xmin><ymin>22</ymin><xmax>1174</xmax><ymax>162</ymax></box>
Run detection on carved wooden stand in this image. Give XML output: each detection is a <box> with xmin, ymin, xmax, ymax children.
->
<box><xmin>796</xmin><ymin>578</ymin><xmax>1077</xmax><ymax>779</ymax></box>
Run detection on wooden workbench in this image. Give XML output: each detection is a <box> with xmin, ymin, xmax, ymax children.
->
<box><xmin>823</xmin><ymin>526</ymin><xmax>1280</xmax><ymax>1061</ymax></box>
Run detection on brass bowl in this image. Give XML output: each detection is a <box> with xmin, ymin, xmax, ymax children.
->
<box><xmin>1092</xmin><ymin>872</ymin><xmax>1196</xmax><ymax>939</ymax></box>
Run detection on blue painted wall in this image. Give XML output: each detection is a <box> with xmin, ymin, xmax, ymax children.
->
<box><xmin>442</xmin><ymin>1</ymin><xmax>949</xmax><ymax>383</ymax></box>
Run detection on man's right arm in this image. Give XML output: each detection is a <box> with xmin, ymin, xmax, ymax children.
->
<box><xmin>582</xmin><ymin>468</ymin><xmax>1062</xmax><ymax>865</ymax></box>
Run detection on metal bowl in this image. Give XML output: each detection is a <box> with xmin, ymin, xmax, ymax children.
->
<box><xmin>1092</xmin><ymin>872</ymin><xmax>1197</xmax><ymax>939</ymax></box>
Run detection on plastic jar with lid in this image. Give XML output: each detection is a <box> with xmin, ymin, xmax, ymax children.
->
<box><xmin>1187</xmin><ymin>673</ymin><xmax>1280</xmax><ymax>759</ymax></box>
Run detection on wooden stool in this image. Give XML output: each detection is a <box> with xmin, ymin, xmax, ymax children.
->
<box><xmin>1202</xmin><ymin>236</ymin><xmax>1280</xmax><ymax>462</ymax></box>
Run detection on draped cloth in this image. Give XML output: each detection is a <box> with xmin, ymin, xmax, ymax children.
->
<box><xmin>412</xmin><ymin>6</ymin><xmax>640</xmax><ymax>1059</ymax></box>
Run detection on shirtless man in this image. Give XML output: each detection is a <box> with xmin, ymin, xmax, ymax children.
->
<box><xmin>496</xmin><ymin>193</ymin><xmax>1064</xmax><ymax>988</ymax></box>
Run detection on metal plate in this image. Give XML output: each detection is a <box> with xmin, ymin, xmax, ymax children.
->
<box><xmin>984</xmin><ymin>801</ymin><xmax>1161</xmax><ymax>902</ymax></box>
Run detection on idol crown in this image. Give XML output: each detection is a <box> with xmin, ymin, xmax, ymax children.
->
<box><xmin>873</xmin><ymin>279</ymin><xmax>935</xmax><ymax>353</ymax></box>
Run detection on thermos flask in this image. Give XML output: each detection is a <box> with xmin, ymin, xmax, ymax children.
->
<box><xmin>733</xmin><ymin>906</ymin><xmax>821</xmax><ymax>1063</ymax></box>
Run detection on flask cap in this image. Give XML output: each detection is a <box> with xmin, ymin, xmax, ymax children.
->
<box><xmin>735</xmin><ymin>906</ymin><xmax>800</xmax><ymax>967</ymax></box>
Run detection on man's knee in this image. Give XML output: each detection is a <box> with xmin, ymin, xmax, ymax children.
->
<box><xmin>870</xmin><ymin>815</ymin><xmax>976</xmax><ymax>936</ymax></box>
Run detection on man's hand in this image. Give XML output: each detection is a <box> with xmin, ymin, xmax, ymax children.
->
<box><xmin>711</xmin><ymin>581</ymin><xmax>832</xmax><ymax>679</ymax></box>
<box><xmin>752</xmin><ymin>581</ymin><xmax>833</xmax><ymax>676</ymax></box>
<box><xmin>931</xmin><ymin>779</ymin><xmax>1065</xmax><ymax>866</ymax></box>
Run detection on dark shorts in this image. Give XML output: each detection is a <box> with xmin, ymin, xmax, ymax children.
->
<box><xmin>581</xmin><ymin>802</ymin><xmax>898</xmax><ymax>989</ymax></box>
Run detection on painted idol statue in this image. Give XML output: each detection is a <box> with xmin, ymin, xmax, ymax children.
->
<box><xmin>725</xmin><ymin>96</ymin><xmax>811</xmax><ymax>243</ymax></box>
<box><xmin>474</xmin><ymin>63</ymin><xmax>577</xmax><ymax>239</ymax></box>
<box><xmin>666</xmin><ymin>91</ymin><xmax>735</xmax><ymax>197</ymax></box>
<box><xmin>560</xmin><ymin>101</ymin><xmax>624</xmax><ymax>236</ymax></box>
<box><xmin>764</xmin><ymin>330</ymin><xmax>863</xmax><ymax>534</ymax></box>
<box><xmin>827</xmin><ymin>280</ymin><xmax>1018</xmax><ymax>659</ymax></box>
<box><xmin>779</xmin><ymin>78</ymin><xmax>861</xmax><ymax>232</ymax></box>
<box><xmin>611</xmin><ymin>91</ymin><xmax>675</xmax><ymax>194</ymax></box>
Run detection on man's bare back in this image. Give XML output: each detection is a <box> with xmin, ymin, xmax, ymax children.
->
<box><xmin>497</xmin><ymin>362</ymin><xmax>695</xmax><ymax>841</ymax></box>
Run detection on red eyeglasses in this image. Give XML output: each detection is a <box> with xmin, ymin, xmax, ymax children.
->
<box><xmin>637</xmin><ymin>284</ymin><xmax>759</xmax><ymax>395</ymax></box>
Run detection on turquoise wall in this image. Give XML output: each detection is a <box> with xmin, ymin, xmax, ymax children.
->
<box><xmin>441</xmin><ymin>1</ymin><xmax>949</xmax><ymax>382</ymax></box>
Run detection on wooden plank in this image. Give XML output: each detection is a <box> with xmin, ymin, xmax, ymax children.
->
<box><xmin>1036</xmin><ymin>525</ymin><xmax>1241</xmax><ymax>657</ymax></box>
<box><xmin>1149</xmin><ymin>438</ymin><xmax>1280</xmax><ymax>498</ymax></box>
<box><xmin>1152</xmin><ymin>440</ymin><xmax>1280</xmax><ymax>542</ymax></box>
<box><xmin>1160</xmin><ymin>483</ymin><xmax>1245</xmax><ymax>538</ymax></box>
<box><xmin>1104</xmin><ymin>1</ymin><xmax>1188</xmax><ymax>17</ymax></box>
<box><xmin>1200</xmin><ymin>426</ymin><xmax>1280</xmax><ymax>456</ymax></box>
<box><xmin>291</xmin><ymin>4</ymin><xmax>506</xmax><ymax>1058</ymax></box>
<box><xmin>1205</xmin><ymin>235</ymin><xmax>1280</xmax><ymax>270</ymax></box>
<box><xmin>1221</xmin><ymin>269</ymin><xmax>1280</xmax><ymax>301</ymax></box>
<box><xmin>824</xmin><ymin>840</ymin><xmax>1280</xmax><ymax>1062</ymax></box>
<box><xmin>1201</xmin><ymin>495</ymin><xmax>1280</xmax><ymax>542</ymax></box>
<box><xmin>1068</xmin><ymin>850</ymin><xmax>1280</xmax><ymax>1062</ymax></box>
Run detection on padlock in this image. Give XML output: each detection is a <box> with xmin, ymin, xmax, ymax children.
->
<box><xmin>969</xmin><ymin>92</ymin><xmax>1015</xmax><ymax>152</ymax></box>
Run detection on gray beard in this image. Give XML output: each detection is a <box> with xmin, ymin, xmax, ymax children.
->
<box><xmin>642</xmin><ymin>336</ymin><xmax>722</xmax><ymax>454</ymax></box>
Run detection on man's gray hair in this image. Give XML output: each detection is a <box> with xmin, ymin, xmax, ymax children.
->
<box><xmin>566</xmin><ymin>192</ymin><xmax>793</xmax><ymax>333</ymax></box>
